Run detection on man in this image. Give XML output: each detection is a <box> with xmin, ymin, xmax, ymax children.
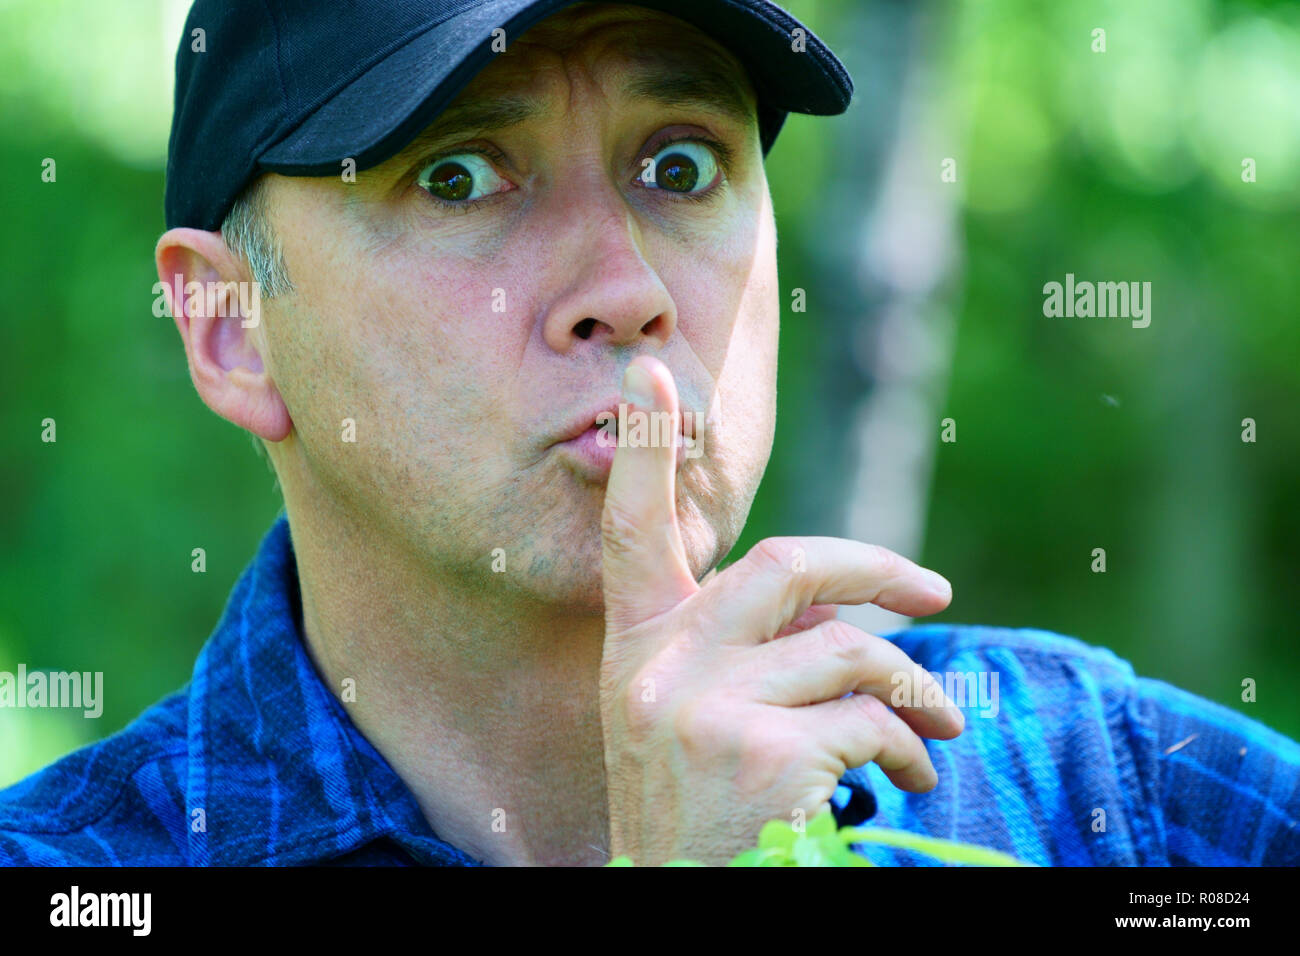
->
<box><xmin>2</xmin><ymin>0</ymin><xmax>1297</xmax><ymax>867</ymax></box>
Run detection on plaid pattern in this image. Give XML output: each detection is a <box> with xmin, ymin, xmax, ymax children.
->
<box><xmin>2</xmin><ymin>515</ymin><xmax>1296</xmax><ymax>866</ymax></box>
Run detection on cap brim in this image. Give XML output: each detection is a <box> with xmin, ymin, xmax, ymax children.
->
<box><xmin>258</xmin><ymin>0</ymin><xmax>852</xmax><ymax>175</ymax></box>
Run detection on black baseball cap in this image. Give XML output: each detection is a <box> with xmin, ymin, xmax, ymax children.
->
<box><xmin>164</xmin><ymin>0</ymin><xmax>854</xmax><ymax>232</ymax></box>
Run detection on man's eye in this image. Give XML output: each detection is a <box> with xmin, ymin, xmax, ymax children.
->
<box><xmin>640</xmin><ymin>141</ymin><xmax>720</xmax><ymax>194</ymax></box>
<box><xmin>416</xmin><ymin>153</ymin><xmax>509</xmax><ymax>203</ymax></box>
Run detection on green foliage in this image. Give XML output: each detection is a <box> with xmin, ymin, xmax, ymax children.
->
<box><xmin>741</xmin><ymin>0</ymin><xmax>1300</xmax><ymax>752</ymax></box>
<box><xmin>604</xmin><ymin>810</ymin><xmax>1033</xmax><ymax>867</ymax></box>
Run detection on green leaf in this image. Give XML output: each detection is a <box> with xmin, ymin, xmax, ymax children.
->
<box><xmin>805</xmin><ymin>809</ymin><xmax>837</xmax><ymax>838</ymax></box>
<box><xmin>828</xmin><ymin>843</ymin><xmax>876</xmax><ymax>866</ymax></box>
<box><xmin>727</xmin><ymin>847</ymin><xmax>790</xmax><ymax>867</ymax></box>
<box><xmin>791</xmin><ymin>834</ymin><xmax>838</xmax><ymax>867</ymax></box>
<box><xmin>605</xmin><ymin>819</ymin><xmax>1026</xmax><ymax>869</ymax></box>
<box><xmin>839</xmin><ymin>827</ymin><xmax>1034</xmax><ymax>866</ymax></box>
<box><xmin>757</xmin><ymin>818</ymin><xmax>799</xmax><ymax>853</ymax></box>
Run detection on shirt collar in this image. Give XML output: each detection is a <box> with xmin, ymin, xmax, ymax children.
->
<box><xmin>183</xmin><ymin>514</ymin><xmax>875</xmax><ymax>866</ymax></box>
<box><xmin>184</xmin><ymin>514</ymin><xmax>482</xmax><ymax>866</ymax></box>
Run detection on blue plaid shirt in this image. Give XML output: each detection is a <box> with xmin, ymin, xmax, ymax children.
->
<box><xmin>2</xmin><ymin>515</ymin><xmax>1297</xmax><ymax>866</ymax></box>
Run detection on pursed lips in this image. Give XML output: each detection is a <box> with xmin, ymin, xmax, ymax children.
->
<box><xmin>550</xmin><ymin>392</ymin><xmax>702</xmax><ymax>447</ymax></box>
<box><xmin>546</xmin><ymin>393</ymin><xmax>704</xmax><ymax>479</ymax></box>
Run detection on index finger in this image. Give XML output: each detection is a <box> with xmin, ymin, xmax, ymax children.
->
<box><xmin>600</xmin><ymin>356</ymin><xmax>699</xmax><ymax>632</ymax></box>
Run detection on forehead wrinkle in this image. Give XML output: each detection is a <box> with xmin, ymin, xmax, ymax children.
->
<box><xmin>563</xmin><ymin>17</ymin><xmax>757</xmax><ymax>129</ymax></box>
<box><xmin>465</xmin><ymin>6</ymin><xmax>757</xmax><ymax>133</ymax></box>
<box><xmin>373</xmin><ymin>7</ymin><xmax>759</xmax><ymax>177</ymax></box>
<box><xmin>619</xmin><ymin>58</ymin><xmax>755</xmax><ymax>128</ymax></box>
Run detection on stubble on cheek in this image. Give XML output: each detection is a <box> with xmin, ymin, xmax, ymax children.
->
<box><xmin>262</xmin><ymin>263</ymin><xmax>489</xmax><ymax>556</ymax></box>
<box><xmin>676</xmin><ymin>347</ymin><xmax>776</xmax><ymax>576</ymax></box>
<box><xmin>673</xmin><ymin>187</ymin><xmax>780</xmax><ymax>576</ymax></box>
<box><xmin>267</xmin><ymin>199</ymin><xmax>576</xmax><ymax>586</ymax></box>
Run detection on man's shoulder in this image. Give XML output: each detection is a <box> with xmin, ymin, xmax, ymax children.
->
<box><xmin>887</xmin><ymin>621</ymin><xmax>1299</xmax><ymax>748</ymax></box>
<box><xmin>874</xmin><ymin>622</ymin><xmax>1300</xmax><ymax>865</ymax></box>
<box><xmin>886</xmin><ymin>621</ymin><xmax>1136</xmax><ymax>679</ymax></box>
<box><xmin>885</xmin><ymin>621</ymin><xmax>1300</xmax><ymax>763</ymax></box>
<box><xmin>0</xmin><ymin>687</ymin><xmax>193</xmax><ymax>865</ymax></box>
<box><xmin>884</xmin><ymin>620</ymin><xmax>1146</xmax><ymax>725</ymax></box>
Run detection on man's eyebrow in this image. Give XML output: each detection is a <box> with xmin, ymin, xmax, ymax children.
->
<box><xmin>394</xmin><ymin>56</ymin><xmax>755</xmax><ymax>163</ymax></box>
<box><xmin>621</xmin><ymin>59</ymin><xmax>756</xmax><ymax>129</ymax></box>
<box><xmin>399</xmin><ymin>95</ymin><xmax>546</xmax><ymax>158</ymax></box>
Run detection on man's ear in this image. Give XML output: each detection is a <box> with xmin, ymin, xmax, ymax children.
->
<box><xmin>155</xmin><ymin>228</ymin><xmax>292</xmax><ymax>442</ymax></box>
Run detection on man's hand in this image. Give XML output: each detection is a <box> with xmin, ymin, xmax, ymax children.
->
<box><xmin>599</xmin><ymin>356</ymin><xmax>964</xmax><ymax>866</ymax></box>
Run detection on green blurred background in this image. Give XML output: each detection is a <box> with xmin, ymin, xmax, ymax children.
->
<box><xmin>2</xmin><ymin>0</ymin><xmax>1297</xmax><ymax>788</ymax></box>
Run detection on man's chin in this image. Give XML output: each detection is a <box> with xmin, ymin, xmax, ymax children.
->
<box><xmin>477</xmin><ymin>522</ymin><xmax>726</xmax><ymax>616</ymax></box>
<box><xmin>486</xmin><ymin>564</ymin><xmax>608</xmax><ymax>617</ymax></box>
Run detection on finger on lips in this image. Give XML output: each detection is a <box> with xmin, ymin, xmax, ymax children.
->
<box><xmin>601</xmin><ymin>356</ymin><xmax>698</xmax><ymax>631</ymax></box>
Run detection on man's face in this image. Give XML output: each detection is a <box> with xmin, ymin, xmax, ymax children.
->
<box><xmin>259</xmin><ymin>2</ymin><xmax>779</xmax><ymax>608</ymax></box>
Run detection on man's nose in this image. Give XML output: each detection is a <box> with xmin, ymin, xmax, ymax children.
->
<box><xmin>539</xmin><ymin>180</ymin><xmax>677</xmax><ymax>354</ymax></box>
